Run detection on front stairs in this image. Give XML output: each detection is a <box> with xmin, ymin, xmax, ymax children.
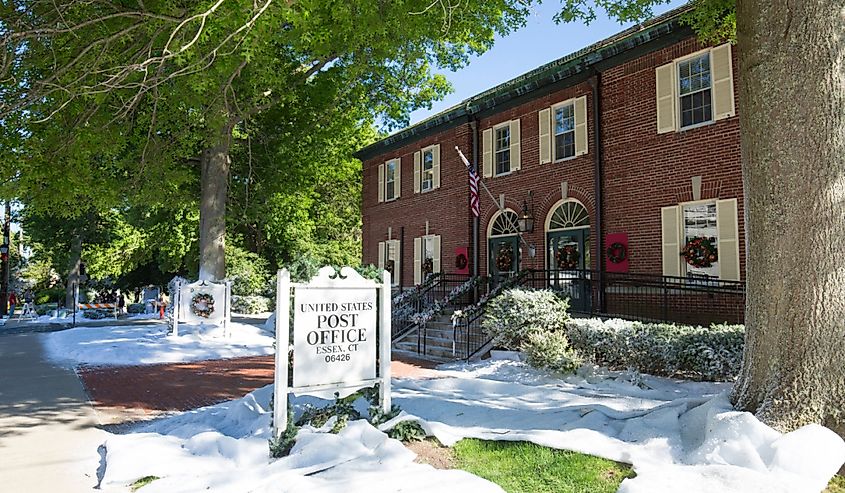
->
<box><xmin>392</xmin><ymin>308</ymin><xmax>460</xmax><ymax>363</ymax></box>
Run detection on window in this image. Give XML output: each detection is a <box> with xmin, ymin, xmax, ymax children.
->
<box><xmin>682</xmin><ymin>202</ymin><xmax>719</xmax><ymax>278</ymax></box>
<box><xmin>421</xmin><ymin>148</ymin><xmax>434</xmax><ymax>192</ymax></box>
<box><xmin>553</xmin><ymin>103</ymin><xmax>576</xmax><ymax>160</ymax></box>
<box><xmin>678</xmin><ymin>53</ymin><xmax>713</xmax><ymax>129</ymax></box>
<box><xmin>494</xmin><ymin>125</ymin><xmax>511</xmax><ymax>175</ymax></box>
<box><xmin>385</xmin><ymin>160</ymin><xmax>396</xmax><ymax>201</ymax></box>
<box><xmin>413</xmin><ymin>234</ymin><xmax>441</xmax><ymax>284</ymax></box>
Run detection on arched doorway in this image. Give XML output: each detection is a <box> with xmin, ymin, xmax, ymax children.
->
<box><xmin>545</xmin><ymin>199</ymin><xmax>591</xmax><ymax>312</ymax></box>
<box><xmin>487</xmin><ymin>209</ymin><xmax>520</xmax><ymax>285</ymax></box>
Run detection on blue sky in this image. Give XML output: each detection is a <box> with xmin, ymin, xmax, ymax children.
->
<box><xmin>408</xmin><ymin>0</ymin><xmax>687</xmax><ymax>125</ymax></box>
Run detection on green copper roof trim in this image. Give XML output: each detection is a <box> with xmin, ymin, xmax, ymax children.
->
<box><xmin>356</xmin><ymin>4</ymin><xmax>694</xmax><ymax>160</ymax></box>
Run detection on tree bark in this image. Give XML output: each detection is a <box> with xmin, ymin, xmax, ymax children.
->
<box><xmin>733</xmin><ymin>0</ymin><xmax>845</xmax><ymax>441</ymax></box>
<box><xmin>198</xmin><ymin>128</ymin><xmax>232</xmax><ymax>281</ymax></box>
<box><xmin>64</xmin><ymin>234</ymin><xmax>82</xmax><ymax>309</ymax></box>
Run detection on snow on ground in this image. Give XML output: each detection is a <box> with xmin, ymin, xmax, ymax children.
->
<box><xmin>29</xmin><ymin>311</ymin><xmax>162</xmax><ymax>325</ymax></box>
<box><xmin>97</xmin><ymin>360</ymin><xmax>845</xmax><ymax>493</ymax></box>
<box><xmin>41</xmin><ymin>321</ymin><xmax>274</xmax><ymax>367</ymax></box>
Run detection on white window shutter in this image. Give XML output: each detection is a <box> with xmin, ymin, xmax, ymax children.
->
<box><xmin>432</xmin><ymin>235</ymin><xmax>441</xmax><ymax>273</ymax></box>
<box><xmin>655</xmin><ymin>62</ymin><xmax>676</xmax><ymax>134</ymax></box>
<box><xmin>413</xmin><ymin>151</ymin><xmax>421</xmax><ymax>193</ymax></box>
<box><xmin>378</xmin><ymin>164</ymin><xmax>384</xmax><ymax>203</ymax></box>
<box><xmin>432</xmin><ymin>144</ymin><xmax>441</xmax><ymax>189</ymax></box>
<box><xmin>394</xmin><ymin>159</ymin><xmax>401</xmax><ymax>198</ymax></box>
<box><xmin>716</xmin><ymin>198</ymin><xmax>741</xmax><ymax>281</ymax></box>
<box><xmin>378</xmin><ymin>241</ymin><xmax>385</xmax><ymax>270</ymax></box>
<box><xmin>389</xmin><ymin>239</ymin><xmax>401</xmax><ymax>285</ymax></box>
<box><xmin>482</xmin><ymin>128</ymin><xmax>493</xmax><ymax>178</ymax></box>
<box><xmin>711</xmin><ymin>44</ymin><xmax>736</xmax><ymax>121</ymax></box>
<box><xmin>510</xmin><ymin>119</ymin><xmax>521</xmax><ymax>171</ymax></box>
<box><xmin>574</xmin><ymin>96</ymin><xmax>588</xmax><ymax>156</ymax></box>
<box><xmin>538</xmin><ymin>108</ymin><xmax>551</xmax><ymax>164</ymax></box>
<box><xmin>661</xmin><ymin>205</ymin><xmax>682</xmax><ymax>277</ymax></box>
<box><xmin>413</xmin><ymin>237</ymin><xmax>422</xmax><ymax>285</ymax></box>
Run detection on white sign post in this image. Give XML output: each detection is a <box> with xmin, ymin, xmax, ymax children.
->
<box><xmin>273</xmin><ymin>266</ymin><xmax>392</xmax><ymax>438</ymax></box>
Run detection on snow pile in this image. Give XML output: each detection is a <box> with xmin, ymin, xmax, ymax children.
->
<box><xmin>99</xmin><ymin>385</ymin><xmax>502</xmax><ymax>493</ymax></box>
<box><xmin>41</xmin><ymin>321</ymin><xmax>274</xmax><ymax>367</ymax></box>
<box><xmin>97</xmin><ymin>360</ymin><xmax>845</xmax><ymax>493</ymax></box>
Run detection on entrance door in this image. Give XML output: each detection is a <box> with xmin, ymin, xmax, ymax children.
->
<box><xmin>489</xmin><ymin>236</ymin><xmax>519</xmax><ymax>286</ymax></box>
<box><xmin>547</xmin><ymin>228</ymin><xmax>590</xmax><ymax>313</ymax></box>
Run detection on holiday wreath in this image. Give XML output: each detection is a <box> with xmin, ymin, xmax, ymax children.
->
<box><xmin>607</xmin><ymin>242</ymin><xmax>627</xmax><ymax>264</ymax></box>
<box><xmin>422</xmin><ymin>257</ymin><xmax>434</xmax><ymax>276</ymax></box>
<box><xmin>455</xmin><ymin>253</ymin><xmax>468</xmax><ymax>270</ymax></box>
<box><xmin>556</xmin><ymin>245</ymin><xmax>580</xmax><ymax>270</ymax></box>
<box><xmin>495</xmin><ymin>244</ymin><xmax>514</xmax><ymax>272</ymax></box>
<box><xmin>681</xmin><ymin>236</ymin><xmax>718</xmax><ymax>268</ymax></box>
<box><xmin>191</xmin><ymin>292</ymin><xmax>215</xmax><ymax>318</ymax></box>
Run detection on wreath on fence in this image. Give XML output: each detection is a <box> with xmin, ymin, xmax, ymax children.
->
<box><xmin>556</xmin><ymin>245</ymin><xmax>580</xmax><ymax>270</ymax></box>
<box><xmin>495</xmin><ymin>244</ymin><xmax>514</xmax><ymax>272</ymax></box>
<box><xmin>422</xmin><ymin>257</ymin><xmax>434</xmax><ymax>276</ymax></box>
<box><xmin>191</xmin><ymin>292</ymin><xmax>215</xmax><ymax>318</ymax></box>
<box><xmin>455</xmin><ymin>253</ymin><xmax>468</xmax><ymax>270</ymax></box>
<box><xmin>607</xmin><ymin>242</ymin><xmax>627</xmax><ymax>264</ymax></box>
<box><xmin>681</xmin><ymin>236</ymin><xmax>718</xmax><ymax>268</ymax></box>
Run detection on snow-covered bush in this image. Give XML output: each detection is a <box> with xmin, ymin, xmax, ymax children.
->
<box><xmin>231</xmin><ymin>295</ymin><xmax>272</xmax><ymax>314</ymax></box>
<box><xmin>564</xmin><ymin>318</ymin><xmax>744</xmax><ymax>381</ymax></box>
<box><xmin>521</xmin><ymin>330</ymin><xmax>583</xmax><ymax>374</ymax></box>
<box><xmin>482</xmin><ymin>288</ymin><xmax>570</xmax><ymax>350</ymax></box>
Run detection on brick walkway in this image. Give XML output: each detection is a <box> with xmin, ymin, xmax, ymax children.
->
<box><xmin>78</xmin><ymin>354</ymin><xmax>444</xmax><ymax>421</ymax></box>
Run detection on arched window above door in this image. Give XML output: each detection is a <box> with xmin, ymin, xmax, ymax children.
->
<box><xmin>547</xmin><ymin>200</ymin><xmax>590</xmax><ymax>231</ymax></box>
<box><xmin>489</xmin><ymin>210</ymin><xmax>520</xmax><ymax>237</ymax></box>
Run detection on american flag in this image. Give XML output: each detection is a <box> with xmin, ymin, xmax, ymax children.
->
<box><xmin>456</xmin><ymin>147</ymin><xmax>481</xmax><ymax>218</ymax></box>
<box><xmin>468</xmin><ymin>167</ymin><xmax>480</xmax><ymax>217</ymax></box>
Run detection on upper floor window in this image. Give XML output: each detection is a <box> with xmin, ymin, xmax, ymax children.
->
<box><xmin>656</xmin><ymin>44</ymin><xmax>735</xmax><ymax>134</ymax></box>
<box><xmin>421</xmin><ymin>148</ymin><xmax>434</xmax><ymax>192</ymax></box>
<box><xmin>378</xmin><ymin>158</ymin><xmax>400</xmax><ymax>203</ymax></box>
<box><xmin>553</xmin><ymin>102</ymin><xmax>576</xmax><ymax>160</ymax></box>
<box><xmin>494</xmin><ymin>124</ymin><xmax>511</xmax><ymax>175</ymax></box>
<box><xmin>385</xmin><ymin>160</ymin><xmax>397</xmax><ymax>201</ymax></box>
<box><xmin>678</xmin><ymin>53</ymin><xmax>712</xmax><ymax>129</ymax></box>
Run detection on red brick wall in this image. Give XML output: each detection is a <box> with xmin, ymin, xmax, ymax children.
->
<box><xmin>362</xmin><ymin>35</ymin><xmax>745</xmax><ymax>286</ymax></box>
<box><xmin>362</xmin><ymin>125</ymin><xmax>473</xmax><ymax>287</ymax></box>
<box><xmin>601</xmin><ymin>38</ymin><xmax>745</xmax><ymax>279</ymax></box>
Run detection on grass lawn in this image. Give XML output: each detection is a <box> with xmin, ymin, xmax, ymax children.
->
<box><xmin>452</xmin><ymin>439</ymin><xmax>634</xmax><ymax>493</ymax></box>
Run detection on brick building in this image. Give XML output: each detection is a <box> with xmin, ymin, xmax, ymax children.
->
<box><xmin>356</xmin><ymin>6</ymin><xmax>744</xmax><ymax>321</ymax></box>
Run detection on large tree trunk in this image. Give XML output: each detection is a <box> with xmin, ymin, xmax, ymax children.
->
<box><xmin>198</xmin><ymin>129</ymin><xmax>232</xmax><ymax>281</ymax></box>
<box><xmin>64</xmin><ymin>234</ymin><xmax>82</xmax><ymax>309</ymax></box>
<box><xmin>733</xmin><ymin>0</ymin><xmax>845</xmax><ymax>441</ymax></box>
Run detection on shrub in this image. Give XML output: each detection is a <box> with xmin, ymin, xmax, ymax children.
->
<box><xmin>482</xmin><ymin>288</ymin><xmax>570</xmax><ymax>350</ymax></box>
<box><xmin>226</xmin><ymin>246</ymin><xmax>270</xmax><ymax>296</ymax></box>
<box><xmin>127</xmin><ymin>303</ymin><xmax>145</xmax><ymax>314</ymax></box>
<box><xmin>35</xmin><ymin>286</ymin><xmax>66</xmax><ymax>304</ymax></box>
<box><xmin>231</xmin><ymin>295</ymin><xmax>272</xmax><ymax>314</ymax></box>
<box><xmin>564</xmin><ymin>318</ymin><xmax>744</xmax><ymax>381</ymax></box>
<box><xmin>521</xmin><ymin>330</ymin><xmax>583</xmax><ymax>374</ymax></box>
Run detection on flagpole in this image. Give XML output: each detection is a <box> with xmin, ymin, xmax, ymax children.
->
<box><xmin>455</xmin><ymin>147</ymin><xmax>528</xmax><ymax>248</ymax></box>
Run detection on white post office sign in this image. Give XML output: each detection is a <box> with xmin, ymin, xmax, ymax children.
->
<box><xmin>293</xmin><ymin>288</ymin><xmax>377</xmax><ymax>387</ymax></box>
<box><xmin>273</xmin><ymin>266</ymin><xmax>391</xmax><ymax>439</ymax></box>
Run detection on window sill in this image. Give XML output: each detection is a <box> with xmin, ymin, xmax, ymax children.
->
<box><xmin>553</xmin><ymin>155</ymin><xmax>578</xmax><ymax>164</ymax></box>
<box><xmin>678</xmin><ymin>119</ymin><xmax>715</xmax><ymax>132</ymax></box>
<box><xmin>493</xmin><ymin>171</ymin><xmax>513</xmax><ymax>178</ymax></box>
<box><xmin>420</xmin><ymin>187</ymin><xmax>437</xmax><ymax>194</ymax></box>
<box><xmin>384</xmin><ymin>197</ymin><xmax>398</xmax><ymax>203</ymax></box>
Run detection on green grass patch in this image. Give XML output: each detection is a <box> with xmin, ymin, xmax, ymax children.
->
<box><xmin>826</xmin><ymin>475</ymin><xmax>845</xmax><ymax>493</ymax></box>
<box><xmin>453</xmin><ymin>439</ymin><xmax>634</xmax><ymax>493</ymax></box>
<box><xmin>130</xmin><ymin>476</ymin><xmax>160</xmax><ymax>491</ymax></box>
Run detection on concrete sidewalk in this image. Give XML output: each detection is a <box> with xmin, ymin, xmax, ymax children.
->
<box><xmin>0</xmin><ymin>332</ymin><xmax>111</xmax><ymax>492</ymax></box>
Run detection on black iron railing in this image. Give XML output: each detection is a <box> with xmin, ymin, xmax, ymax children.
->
<box><xmin>521</xmin><ymin>269</ymin><xmax>745</xmax><ymax>325</ymax></box>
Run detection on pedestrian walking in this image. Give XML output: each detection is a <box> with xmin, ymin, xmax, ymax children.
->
<box><xmin>8</xmin><ymin>291</ymin><xmax>17</xmax><ymax>317</ymax></box>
